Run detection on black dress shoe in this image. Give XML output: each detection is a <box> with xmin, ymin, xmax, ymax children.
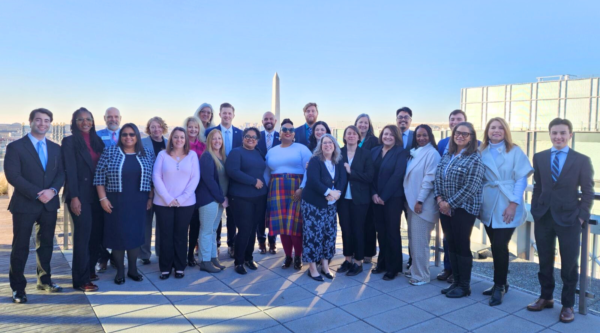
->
<box><xmin>282</xmin><ymin>256</ymin><xmax>293</xmax><ymax>268</ymax></box>
<box><xmin>90</xmin><ymin>273</ymin><xmax>99</xmax><ymax>281</ymax></box>
<box><xmin>235</xmin><ymin>264</ymin><xmax>247</xmax><ymax>275</ymax></box>
<box><xmin>12</xmin><ymin>290</ymin><xmax>27</xmax><ymax>303</ymax></box>
<box><xmin>187</xmin><ymin>259</ymin><xmax>197</xmax><ymax>267</ymax></box>
<box><xmin>307</xmin><ymin>270</ymin><xmax>324</xmax><ymax>282</ymax></box>
<box><xmin>159</xmin><ymin>273</ymin><xmax>170</xmax><ymax>280</ymax></box>
<box><xmin>372</xmin><ymin>265</ymin><xmax>386</xmax><ymax>274</ymax></box>
<box><xmin>483</xmin><ymin>284</ymin><xmax>509</xmax><ymax>296</ymax></box>
<box><xmin>174</xmin><ymin>272</ymin><xmax>185</xmax><ymax>279</ymax></box>
<box><xmin>346</xmin><ymin>263</ymin><xmax>363</xmax><ymax>276</ymax></box>
<box><xmin>293</xmin><ymin>256</ymin><xmax>303</xmax><ymax>270</ymax></box>
<box><xmin>36</xmin><ymin>283</ymin><xmax>63</xmax><ymax>292</ymax></box>
<box><xmin>489</xmin><ymin>285</ymin><xmax>505</xmax><ymax>306</ymax></box>
<box><xmin>141</xmin><ymin>259</ymin><xmax>151</xmax><ymax>265</ymax></box>
<box><xmin>337</xmin><ymin>260</ymin><xmax>352</xmax><ymax>273</ymax></box>
<box><xmin>382</xmin><ymin>272</ymin><xmax>397</xmax><ymax>281</ymax></box>
<box><xmin>321</xmin><ymin>269</ymin><xmax>334</xmax><ymax>279</ymax></box>
<box><xmin>245</xmin><ymin>261</ymin><xmax>258</xmax><ymax>270</ymax></box>
<box><xmin>114</xmin><ymin>277</ymin><xmax>126</xmax><ymax>285</ymax></box>
<box><xmin>127</xmin><ymin>273</ymin><xmax>144</xmax><ymax>282</ymax></box>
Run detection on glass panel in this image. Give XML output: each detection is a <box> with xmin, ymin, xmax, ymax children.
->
<box><xmin>535</xmin><ymin>100</ymin><xmax>559</xmax><ymax>130</ymax></box>
<box><xmin>487</xmin><ymin>86</ymin><xmax>506</xmax><ymax>102</ymax></box>
<box><xmin>465</xmin><ymin>103</ymin><xmax>482</xmax><ymax>130</ymax></box>
<box><xmin>510</xmin><ymin>101</ymin><xmax>530</xmax><ymax>130</ymax></box>
<box><xmin>574</xmin><ymin>133</ymin><xmax>600</xmax><ymax>212</ymax></box>
<box><xmin>511</xmin><ymin>131</ymin><xmax>528</xmax><ymax>156</ymax></box>
<box><xmin>466</xmin><ymin>87</ymin><xmax>483</xmax><ymax>103</ymax></box>
<box><xmin>567</xmin><ymin>79</ymin><xmax>592</xmax><ymax>98</ymax></box>
<box><xmin>511</xmin><ymin>84</ymin><xmax>531</xmax><ymax>101</ymax></box>
<box><xmin>538</xmin><ymin>81</ymin><xmax>560</xmax><ymax>100</ymax></box>
<box><xmin>534</xmin><ymin>131</ymin><xmax>553</xmax><ymax>154</ymax></box>
<box><xmin>486</xmin><ymin>102</ymin><xmax>505</xmax><ymax>122</ymax></box>
<box><xmin>565</xmin><ymin>98</ymin><xmax>590</xmax><ymax>131</ymax></box>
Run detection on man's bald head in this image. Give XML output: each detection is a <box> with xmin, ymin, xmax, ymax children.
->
<box><xmin>104</xmin><ymin>107</ymin><xmax>121</xmax><ymax>131</ymax></box>
<box><xmin>262</xmin><ymin>111</ymin><xmax>277</xmax><ymax>131</ymax></box>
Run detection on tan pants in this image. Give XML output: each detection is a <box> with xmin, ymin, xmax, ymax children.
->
<box><xmin>405</xmin><ymin>203</ymin><xmax>435</xmax><ymax>283</ymax></box>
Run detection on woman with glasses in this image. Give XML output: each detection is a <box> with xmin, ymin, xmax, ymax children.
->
<box><xmin>195</xmin><ymin>103</ymin><xmax>216</xmax><ymax>136</ymax></box>
<box><xmin>225</xmin><ymin>127</ymin><xmax>268</xmax><ymax>275</ymax></box>
<box><xmin>94</xmin><ymin>124</ymin><xmax>155</xmax><ymax>285</ymax></box>
<box><xmin>153</xmin><ymin>127</ymin><xmax>200</xmax><ymax>279</ymax></box>
<box><xmin>265</xmin><ymin>119</ymin><xmax>312</xmax><ymax>270</ymax></box>
<box><xmin>302</xmin><ymin>134</ymin><xmax>347</xmax><ymax>282</ymax></box>
<box><xmin>62</xmin><ymin>107</ymin><xmax>105</xmax><ymax>292</ymax></box>
<box><xmin>479</xmin><ymin>118</ymin><xmax>532</xmax><ymax>305</ymax></box>
<box><xmin>435</xmin><ymin>122</ymin><xmax>484</xmax><ymax>298</ymax></box>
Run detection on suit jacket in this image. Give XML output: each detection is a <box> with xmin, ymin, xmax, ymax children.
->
<box><xmin>360</xmin><ymin>135</ymin><xmax>380</xmax><ymax>151</ymax></box>
<box><xmin>294</xmin><ymin>124</ymin><xmax>310</xmax><ymax>147</ymax></box>
<box><xmin>531</xmin><ymin>148</ymin><xmax>594</xmax><ymax>226</ymax></box>
<box><xmin>96</xmin><ymin>128</ymin><xmax>119</xmax><ymax>147</ymax></box>
<box><xmin>4</xmin><ymin>136</ymin><xmax>65</xmax><ymax>214</ymax></box>
<box><xmin>256</xmin><ymin>130</ymin><xmax>281</xmax><ymax>157</ymax></box>
<box><xmin>141</xmin><ymin>136</ymin><xmax>168</xmax><ymax>157</ymax></box>
<box><xmin>341</xmin><ymin>146</ymin><xmax>374</xmax><ymax>205</ymax></box>
<box><xmin>205</xmin><ymin>124</ymin><xmax>243</xmax><ymax>151</ymax></box>
<box><xmin>370</xmin><ymin>145</ymin><xmax>409</xmax><ymax>202</ymax></box>
<box><xmin>61</xmin><ymin>135</ymin><xmax>104</xmax><ymax>204</ymax></box>
<box><xmin>437</xmin><ymin>137</ymin><xmax>450</xmax><ymax>156</ymax></box>
<box><xmin>402</xmin><ymin>130</ymin><xmax>414</xmax><ymax>149</ymax></box>
<box><xmin>302</xmin><ymin>156</ymin><xmax>348</xmax><ymax>209</ymax></box>
<box><xmin>403</xmin><ymin>144</ymin><xmax>441</xmax><ymax>223</ymax></box>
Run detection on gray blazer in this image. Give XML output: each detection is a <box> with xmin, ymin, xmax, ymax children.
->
<box><xmin>141</xmin><ymin>136</ymin><xmax>168</xmax><ymax>157</ymax></box>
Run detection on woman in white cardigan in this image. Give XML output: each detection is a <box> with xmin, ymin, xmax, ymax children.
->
<box><xmin>479</xmin><ymin>117</ymin><xmax>533</xmax><ymax>306</ymax></box>
<box><xmin>403</xmin><ymin>125</ymin><xmax>441</xmax><ymax>285</ymax></box>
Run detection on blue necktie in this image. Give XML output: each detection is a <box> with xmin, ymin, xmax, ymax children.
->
<box><xmin>37</xmin><ymin>141</ymin><xmax>47</xmax><ymax>171</ymax></box>
<box><xmin>225</xmin><ymin>130</ymin><xmax>231</xmax><ymax>156</ymax></box>
<box><xmin>307</xmin><ymin>126</ymin><xmax>312</xmax><ymax>138</ymax></box>
<box><xmin>551</xmin><ymin>151</ymin><xmax>561</xmax><ymax>182</ymax></box>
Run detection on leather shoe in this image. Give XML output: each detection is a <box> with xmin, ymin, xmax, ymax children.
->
<box><xmin>293</xmin><ymin>256</ymin><xmax>303</xmax><ymax>270</ymax></box>
<box><xmin>174</xmin><ymin>272</ymin><xmax>185</xmax><ymax>279</ymax></box>
<box><xmin>372</xmin><ymin>265</ymin><xmax>386</xmax><ymax>274</ymax></box>
<box><xmin>489</xmin><ymin>285</ymin><xmax>505</xmax><ymax>306</ymax></box>
<box><xmin>187</xmin><ymin>259</ymin><xmax>197</xmax><ymax>267</ymax></box>
<box><xmin>36</xmin><ymin>283</ymin><xmax>63</xmax><ymax>292</ymax></box>
<box><xmin>127</xmin><ymin>273</ymin><xmax>144</xmax><ymax>282</ymax></box>
<box><xmin>483</xmin><ymin>284</ymin><xmax>509</xmax><ymax>296</ymax></box>
<box><xmin>321</xmin><ymin>269</ymin><xmax>334</xmax><ymax>279</ymax></box>
<box><xmin>337</xmin><ymin>260</ymin><xmax>352</xmax><ymax>273</ymax></box>
<box><xmin>382</xmin><ymin>272</ymin><xmax>397</xmax><ymax>281</ymax></box>
<box><xmin>141</xmin><ymin>259</ymin><xmax>151</xmax><ymax>265</ymax></box>
<box><xmin>526</xmin><ymin>298</ymin><xmax>554</xmax><ymax>311</ymax></box>
<box><xmin>12</xmin><ymin>290</ymin><xmax>27</xmax><ymax>303</ymax></box>
<box><xmin>245</xmin><ymin>261</ymin><xmax>258</xmax><ymax>270</ymax></box>
<box><xmin>308</xmin><ymin>270</ymin><xmax>324</xmax><ymax>282</ymax></box>
<box><xmin>559</xmin><ymin>306</ymin><xmax>575</xmax><ymax>323</ymax></box>
<box><xmin>446</xmin><ymin>274</ymin><xmax>454</xmax><ymax>284</ymax></box>
<box><xmin>259</xmin><ymin>243</ymin><xmax>267</xmax><ymax>255</ymax></box>
<box><xmin>235</xmin><ymin>264</ymin><xmax>247</xmax><ymax>275</ymax></box>
<box><xmin>269</xmin><ymin>243</ymin><xmax>277</xmax><ymax>254</ymax></box>
<box><xmin>346</xmin><ymin>263</ymin><xmax>363</xmax><ymax>276</ymax></box>
<box><xmin>77</xmin><ymin>282</ymin><xmax>99</xmax><ymax>292</ymax></box>
<box><xmin>437</xmin><ymin>269</ymin><xmax>452</xmax><ymax>281</ymax></box>
<box><xmin>282</xmin><ymin>256</ymin><xmax>293</xmax><ymax>269</ymax></box>
<box><xmin>114</xmin><ymin>277</ymin><xmax>126</xmax><ymax>285</ymax></box>
<box><xmin>159</xmin><ymin>273</ymin><xmax>170</xmax><ymax>280</ymax></box>
<box><xmin>90</xmin><ymin>273</ymin><xmax>99</xmax><ymax>281</ymax></box>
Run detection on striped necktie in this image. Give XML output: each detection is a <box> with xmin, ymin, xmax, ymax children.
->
<box><xmin>551</xmin><ymin>151</ymin><xmax>561</xmax><ymax>182</ymax></box>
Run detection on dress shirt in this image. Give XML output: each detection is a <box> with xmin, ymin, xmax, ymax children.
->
<box><xmin>344</xmin><ymin>156</ymin><xmax>354</xmax><ymax>199</ymax></box>
<box><xmin>222</xmin><ymin>124</ymin><xmax>233</xmax><ymax>156</ymax></box>
<box><xmin>28</xmin><ymin>133</ymin><xmax>48</xmax><ymax>162</ymax></box>
<box><xmin>550</xmin><ymin>146</ymin><xmax>570</xmax><ymax>176</ymax></box>
<box><xmin>402</xmin><ymin>131</ymin><xmax>409</xmax><ymax>149</ymax></box>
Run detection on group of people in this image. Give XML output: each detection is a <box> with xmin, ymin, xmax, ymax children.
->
<box><xmin>5</xmin><ymin>103</ymin><xmax>593</xmax><ymax>324</ymax></box>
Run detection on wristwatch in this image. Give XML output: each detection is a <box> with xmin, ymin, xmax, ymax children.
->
<box><xmin>417</xmin><ymin>201</ymin><xmax>423</xmax><ymax>205</ymax></box>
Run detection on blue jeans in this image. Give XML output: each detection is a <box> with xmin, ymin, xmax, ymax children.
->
<box><xmin>199</xmin><ymin>202</ymin><xmax>224</xmax><ymax>262</ymax></box>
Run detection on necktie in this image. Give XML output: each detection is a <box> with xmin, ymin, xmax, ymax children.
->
<box><xmin>111</xmin><ymin>131</ymin><xmax>117</xmax><ymax>143</ymax></box>
<box><xmin>37</xmin><ymin>141</ymin><xmax>47</xmax><ymax>171</ymax></box>
<box><xmin>307</xmin><ymin>126</ymin><xmax>312</xmax><ymax>138</ymax></box>
<box><xmin>225</xmin><ymin>130</ymin><xmax>231</xmax><ymax>155</ymax></box>
<box><xmin>267</xmin><ymin>133</ymin><xmax>273</xmax><ymax>150</ymax></box>
<box><xmin>551</xmin><ymin>151</ymin><xmax>561</xmax><ymax>182</ymax></box>
<box><xmin>403</xmin><ymin>133</ymin><xmax>408</xmax><ymax>148</ymax></box>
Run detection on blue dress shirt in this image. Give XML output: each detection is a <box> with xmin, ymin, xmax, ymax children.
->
<box><xmin>550</xmin><ymin>146</ymin><xmax>569</xmax><ymax>176</ymax></box>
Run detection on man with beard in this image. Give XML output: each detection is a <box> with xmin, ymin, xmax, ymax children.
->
<box><xmin>396</xmin><ymin>107</ymin><xmax>414</xmax><ymax>149</ymax></box>
<box><xmin>294</xmin><ymin>102</ymin><xmax>318</xmax><ymax>147</ymax></box>
<box><xmin>5</xmin><ymin>108</ymin><xmax>65</xmax><ymax>303</ymax></box>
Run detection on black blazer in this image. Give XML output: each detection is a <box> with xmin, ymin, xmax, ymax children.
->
<box><xmin>205</xmin><ymin>124</ymin><xmax>243</xmax><ymax>150</ymax></box>
<box><xmin>302</xmin><ymin>156</ymin><xmax>348</xmax><ymax>209</ymax></box>
<box><xmin>370</xmin><ymin>145</ymin><xmax>409</xmax><ymax>202</ymax></box>
<box><xmin>256</xmin><ymin>130</ymin><xmax>281</xmax><ymax>157</ymax></box>
<box><xmin>360</xmin><ymin>135</ymin><xmax>379</xmax><ymax>151</ymax></box>
<box><xmin>196</xmin><ymin>152</ymin><xmax>225</xmax><ymax>207</ymax></box>
<box><xmin>4</xmin><ymin>136</ymin><xmax>65</xmax><ymax>214</ymax></box>
<box><xmin>341</xmin><ymin>146</ymin><xmax>374</xmax><ymax>205</ymax></box>
<box><xmin>62</xmin><ymin>135</ymin><xmax>103</xmax><ymax>204</ymax></box>
<box><xmin>531</xmin><ymin>148</ymin><xmax>595</xmax><ymax>226</ymax></box>
<box><xmin>294</xmin><ymin>125</ymin><xmax>310</xmax><ymax>147</ymax></box>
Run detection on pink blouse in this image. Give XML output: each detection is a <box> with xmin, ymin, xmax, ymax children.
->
<box><xmin>152</xmin><ymin>150</ymin><xmax>200</xmax><ymax>207</ymax></box>
<box><xmin>190</xmin><ymin>139</ymin><xmax>206</xmax><ymax>157</ymax></box>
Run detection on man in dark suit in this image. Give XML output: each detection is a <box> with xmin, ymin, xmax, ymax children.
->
<box><xmin>396</xmin><ymin>107</ymin><xmax>414</xmax><ymax>149</ymax></box>
<box><xmin>294</xmin><ymin>102</ymin><xmax>319</xmax><ymax>147</ymax></box>
<box><xmin>4</xmin><ymin>108</ymin><xmax>65</xmax><ymax>303</ymax></box>
<box><xmin>526</xmin><ymin>118</ymin><xmax>594</xmax><ymax>324</ymax></box>
<box><xmin>205</xmin><ymin>103</ymin><xmax>243</xmax><ymax>258</ymax></box>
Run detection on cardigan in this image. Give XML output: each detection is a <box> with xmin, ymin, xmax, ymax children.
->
<box><xmin>403</xmin><ymin>144</ymin><xmax>441</xmax><ymax>223</ymax></box>
<box><xmin>93</xmin><ymin>146</ymin><xmax>155</xmax><ymax>192</ymax></box>
<box><xmin>302</xmin><ymin>156</ymin><xmax>348</xmax><ymax>209</ymax></box>
<box><xmin>196</xmin><ymin>152</ymin><xmax>226</xmax><ymax>207</ymax></box>
<box><xmin>434</xmin><ymin>151</ymin><xmax>485</xmax><ymax>216</ymax></box>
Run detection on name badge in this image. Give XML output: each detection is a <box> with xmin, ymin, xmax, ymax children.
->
<box><xmin>101</xmin><ymin>136</ymin><xmax>111</xmax><ymax>140</ymax></box>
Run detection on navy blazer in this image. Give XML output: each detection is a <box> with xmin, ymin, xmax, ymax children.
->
<box><xmin>205</xmin><ymin>124</ymin><xmax>243</xmax><ymax>152</ymax></box>
<box><xmin>4</xmin><ymin>136</ymin><xmax>65</xmax><ymax>214</ymax></box>
<box><xmin>370</xmin><ymin>145</ymin><xmax>409</xmax><ymax>202</ymax></box>
<box><xmin>61</xmin><ymin>135</ymin><xmax>104</xmax><ymax>204</ymax></box>
<box><xmin>437</xmin><ymin>137</ymin><xmax>450</xmax><ymax>156</ymax></box>
<box><xmin>256</xmin><ymin>130</ymin><xmax>281</xmax><ymax>157</ymax></box>
<box><xmin>302</xmin><ymin>156</ymin><xmax>348</xmax><ymax>209</ymax></box>
<box><xmin>196</xmin><ymin>152</ymin><xmax>225</xmax><ymax>207</ymax></box>
<box><xmin>341</xmin><ymin>146</ymin><xmax>375</xmax><ymax>205</ymax></box>
<box><xmin>294</xmin><ymin>124</ymin><xmax>310</xmax><ymax>147</ymax></box>
<box><xmin>531</xmin><ymin>148</ymin><xmax>595</xmax><ymax>226</ymax></box>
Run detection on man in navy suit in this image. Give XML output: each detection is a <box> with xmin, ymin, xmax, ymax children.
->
<box><xmin>205</xmin><ymin>103</ymin><xmax>243</xmax><ymax>258</ymax></box>
<box><xmin>526</xmin><ymin>118</ymin><xmax>594</xmax><ymax>324</ymax></box>
<box><xmin>396</xmin><ymin>107</ymin><xmax>414</xmax><ymax>149</ymax></box>
<box><xmin>96</xmin><ymin>107</ymin><xmax>121</xmax><ymax>147</ymax></box>
<box><xmin>294</xmin><ymin>102</ymin><xmax>319</xmax><ymax>147</ymax></box>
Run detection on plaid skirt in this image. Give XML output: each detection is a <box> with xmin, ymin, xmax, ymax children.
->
<box><xmin>267</xmin><ymin>173</ymin><xmax>303</xmax><ymax>236</ymax></box>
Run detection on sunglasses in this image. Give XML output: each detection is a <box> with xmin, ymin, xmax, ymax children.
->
<box><xmin>280</xmin><ymin>127</ymin><xmax>294</xmax><ymax>133</ymax></box>
<box><xmin>121</xmin><ymin>133</ymin><xmax>136</xmax><ymax>137</ymax></box>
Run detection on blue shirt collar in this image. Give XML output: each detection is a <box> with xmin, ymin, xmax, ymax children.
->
<box><xmin>28</xmin><ymin>133</ymin><xmax>46</xmax><ymax>145</ymax></box>
<box><xmin>550</xmin><ymin>146</ymin><xmax>570</xmax><ymax>154</ymax></box>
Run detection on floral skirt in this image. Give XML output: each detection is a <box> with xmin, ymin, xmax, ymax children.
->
<box><xmin>300</xmin><ymin>200</ymin><xmax>337</xmax><ymax>263</ymax></box>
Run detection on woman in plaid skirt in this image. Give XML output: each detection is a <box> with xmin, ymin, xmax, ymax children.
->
<box><xmin>265</xmin><ymin>119</ymin><xmax>313</xmax><ymax>270</ymax></box>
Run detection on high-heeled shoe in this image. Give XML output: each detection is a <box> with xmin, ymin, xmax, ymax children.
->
<box><xmin>114</xmin><ymin>276</ymin><xmax>126</xmax><ymax>285</ymax></box>
<box><xmin>320</xmin><ymin>269</ymin><xmax>334</xmax><ymax>280</ymax></box>
<box><xmin>127</xmin><ymin>273</ymin><xmax>144</xmax><ymax>282</ymax></box>
<box><xmin>174</xmin><ymin>272</ymin><xmax>185</xmax><ymax>279</ymax></box>
<box><xmin>307</xmin><ymin>269</ymin><xmax>324</xmax><ymax>282</ymax></box>
<box><xmin>159</xmin><ymin>272</ymin><xmax>170</xmax><ymax>280</ymax></box>
<box><xmin>282</xmin><ymin>256</ymin><xmax>293</xmax><ymax>269</ymax></box>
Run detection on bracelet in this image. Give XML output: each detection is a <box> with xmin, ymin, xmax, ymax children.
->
<box><xmin>99</xmin><ymin>197</ymin><xmax>107</xmax><ymax>202</ymax></box>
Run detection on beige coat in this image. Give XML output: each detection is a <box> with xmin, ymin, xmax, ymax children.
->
<box><xmin>403</xmin><ymin>144</ymin><xmax>441</xmax><ymax>223</ymax></box>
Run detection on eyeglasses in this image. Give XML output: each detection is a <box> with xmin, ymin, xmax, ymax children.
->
<box><xmin>397</xmin><ymin>115</ymin><xmax>411</xmax><ymax>120</ymax></box>
<box><xmin>322</xmin><ymin>141</ymin><xmax>334</xmax><ymax>146</ymax></box>
<box><xmin>280</xmin><ymin>127</ymin><xmax>294</xmax><ymax>133</ymax></box>
<box><xmin>121</xmin><ymin>133</ymin><xmax>136</xmax><ymax>137</ymax></box>
<box><xmin>244</xmin><ymin>135</ymin><xmax>258</xmax><ymax>140</ymax></box>
<box><xmin>454</xmin><ymin>131</ymin><xmax>471</xmax><ymax>138</ymax></box>
<box><xmin>76</xmin><ymin>118</ymin><xmax>92</xmax><ymax>123</ymax></box>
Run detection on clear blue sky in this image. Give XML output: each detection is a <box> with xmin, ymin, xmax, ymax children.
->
<box><xmin>1</xmin><ymin>1</ymin><xmax>599</xmax><ymax>128</ymax></box>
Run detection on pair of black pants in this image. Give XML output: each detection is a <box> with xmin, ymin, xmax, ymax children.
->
<box><xmin>257</xmin><ymin>202</ymin><xmax>276</xmax><ymax>245</ymax></box>
<box><xmin>338</xmin><ymin>199</ymin><xmax>369</xmax><ymax>260</ymax></box>
<box><xmin>9</xmin><ymin>210</ymin><xmax>57</xmax><ymax>291</ymax></box>
<box><xmin>154</xmin><ymin>205</ymin><xmax>195</xmax><ymax>272</ymax></box>
<box><xmin>231</xmin><ymin>195</ymin><xmax>267</xmax><ymax>266</ymax></box>
<box><xmin>373</xmin><ymin>196</ymin><xmax>403</xmax><ymax>274</ymax></box>
<box><xmin>69</xmin><ymin>201</ymin><xmax>103</xmax><ymax>288</ymax></box>
<box><xmin>188</xmin><ymin>208</ymin><xmax>200</xmax><ymax>262</ymax></box>
<box><xmin>535</xmin><ymin>211</ymin><xmax>582</xmax><ymax>308</ymax></box>
<box><xmin>443</xmin><ymin>238</ymin><xmax>451</xmax><ymax>270</ymax></box>
<box><xmin>440</xmin><ymin>208</ymin><xmax>476</xmax><ymax>257</ymax></box>
<box><xmin>364</xmin><ymin>205</ymin><xmax>377</xmax><ymax>257</ymax></box>
<box><xmin>226</xmin><ymin>206</ymin><xmax>237</xmax><ymax>247</ymax></box>
<box><xmin>484</xmin><ymin>225</ymin><xmax>515</xmax><ymax>286</ymax></box>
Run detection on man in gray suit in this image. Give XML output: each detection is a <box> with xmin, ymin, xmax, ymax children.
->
<box><xmin>396</xmin><ymin>107</ymin><xmax>414</xmax><ymax>149</ymax></box>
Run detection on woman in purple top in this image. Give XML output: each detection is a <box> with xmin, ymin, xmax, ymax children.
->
<box><xmin>152</xmin><ymin>127</ymin><xmax>200</xmax><ymax>279</ymax></box>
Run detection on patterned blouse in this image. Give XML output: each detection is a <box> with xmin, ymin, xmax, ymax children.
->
<box><xmin>93</xmin><ymin>146</ymin><xmax>155</xmax><ymax>192</ymax></box>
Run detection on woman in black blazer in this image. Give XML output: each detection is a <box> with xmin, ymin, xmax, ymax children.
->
<box><xmin>301</xmin><ymin>134</ymin><xmax>347</xmax><ymax>282</ymax></box>
<box><xmin>337</xmin><ymin>126</ymin><xmax>374</xmax><ymax>277</ymax></box>
<box><xmin>62</xmin><ymin>107</ymin><xmax>105</xmax><ymax>292</ymax></box>
<box><xmin>370</xmin><ymin>125</ymin><xmax>409</xmax><ymax>281</ymax></box>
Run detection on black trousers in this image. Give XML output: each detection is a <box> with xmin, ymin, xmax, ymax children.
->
<box><xmin>188</xmin><ymin>208</ymin><xmax>200</xmax><ymax>262</ymax></box>
<box><xmin>226</xmin><ymin>206</ymin><xmax>236</xmax><ymax>247</ymax></box>
<box><xmin>484</xmin><ymin>225</ymin><xmax>515</xmax><ymax>286</ymax></box>
<box><xmin>535</xmin><ymin>211</ymin><xmax>582</xmax><ymax>308</ymax></box>
<box><xmin>231</xmin><ymin>195</ymin><xmax>266</xmax><ymax>266</ymax></box>
<box><xmin>154</xmin><ymin>205</ymin><xmax>195</xmax><ymax>272</ymax></box>
<box><xmin>373</xmin><ymin>196</ymin><xmax>403</xmax><ymax>274</ymax></box>
<box><xmin>9</xmin><ymin>210</ymin><xmax>57</xmax><ymax>292</ymax></box>
<box><xmin>257</xmin><ymin>201</ymin><xmax>276</xmax><ymax>245</ymax></box>
<box><xmin>364</xmin><ymin>205</ymin><xmax>377</xmax><ymax>257</ymax></box>
<box><xmin>338</xmin><ymin>199</ymin><xmax>369</xmax><ymax>260</ymax></box>
<box><xmin>69</xmin><ymin>201</ymin><xmax>104</xmax><ymax>288</ymax></box>
<box><xmin>440</xmin><ymin>208</ymin><xmax>476</xmax><ymax>257</ymax></box>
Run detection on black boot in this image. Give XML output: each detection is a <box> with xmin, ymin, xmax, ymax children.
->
<box><xmin>447</xmin><ymin>255</ymin><xmax>472</xmax><ymax>298</ymax></box>
<box><xmin>483</xmin><ymin>283</ymin><xmax>509</xmax><ymax>296</ymax></box>
<box><xmin>441</xmin><ymin>253</ymin><xmax>459</xmax><ymax>295</ymax></box>
<box><xmin>489</xmin><ymin>284</ymin><xmax>505</xmax><ymax>306</ymax></box>
<box><xmin>293</xmin><ymin>256</ymin><xmax>302</xmax><ymax>270</ymax></box>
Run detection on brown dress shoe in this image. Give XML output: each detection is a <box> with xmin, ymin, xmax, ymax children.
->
<box><xmin>77</xmin><ymin>282</ymin><xmax>99</xmax><ymax>292</ymax></box>
<box><xmin>526</xmin><ymin>298</ymin><xmax>554</xmax><ymax>311</ymax></box>
<box><xmin>437</xmin><ymin>269</ymin><xmax>452</xmax><ymax>281</ymax></box>
<box><xmin>559</xmin><ymin>306</ymin><xmax>575</xmax><ymax>323</ymax></box>
<box><xmin>259</xmin><ymin>243</ymin><xmax>267</xmax><ymax>255</ymax></box>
